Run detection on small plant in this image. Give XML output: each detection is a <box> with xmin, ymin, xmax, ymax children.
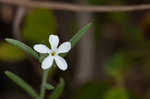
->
<box><xmin>34</xmin><ymin>35</ymin><xmax>71</xmax><ymax>70</ymax></box>
<box><xmin>4</xmin><ymin>23</ymin><xmax>91</xmax><ymax>99</ymax></box>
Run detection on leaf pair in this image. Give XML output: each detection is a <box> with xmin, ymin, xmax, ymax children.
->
<box><xmin>5</xmin><ymin>71</ymin><xmax>64</xmax><ymax>99</ymax></box>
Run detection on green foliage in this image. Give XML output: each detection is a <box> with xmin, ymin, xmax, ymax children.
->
<box><xmin>48</xmin><ymin>78</ymin><xmax>65</xmax><ymax>99</ymax></box>
<box><xmin>45</xmin><ymin>83</ymin><xmax>54</xmax><ymax>90</ymax></box>
<box><xmin>39</xmin><ymin>54</ymin><xmax>49</xmax><ymax>63</ymax></box>
<box><xmin>103</xmin><ymin>87</ymin><xmax>129</xmax><ymax>99</ymax></box>
<box><xmin>6</xmin><ymin>23</ymin><xmax>91</xmax><ymax>61</ymax></box>
<box><xmin>5</xmin><ymin>71</ymin><xmax>39</xmax><ymax>99</ymax></box>
<box><xmin>5</xmin><ymin>23</ymin><xmax>92</xmax><ymax>99</ymax></box>
<box><xmin>21</xmin><ymin>8</ymin><xmax>56</xmax><ymax>45</ymax></box>
<box><xmin>73</xmin><ymin>82</ymin><xmax>110</xmax><ymax>99</ymax></box>
<box><xmin>0</xmin><ymin>42</ymin><xmax>25</xmax><ymax>61</ymax></box>
<box><xmin>106</xmin><ymin>53</ymin><xmax>128</xmax><ymax>77</ymax></box>
<box><xmin>40</xmin><ymin>69</ymin><xmax>49</xmax><ymax>99</ymax></box>
<box><xmin>70</xmin><ymin>23</ymin><xmax>92</xmax><ymax>48</ymax></box>
<box><xmin>5</xmin><ymin>38</ymin><xmax>40</xmax><ymax>60</ymax></box>
<box><xmin>59</xmin><ymin>23</ymin><xmax>92</xmax><ymax>57</ymax></box>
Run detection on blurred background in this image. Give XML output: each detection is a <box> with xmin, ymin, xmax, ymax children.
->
<box><xmin>1</xmin><ymin>0</ymin><xmax>150</xmax><ymax>99</ymax></box>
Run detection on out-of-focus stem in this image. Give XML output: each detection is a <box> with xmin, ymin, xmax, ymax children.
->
<box><xmin>40</xmin><ymin>69</ymin><xmax>49</xmax><ymax>99</ymax></box>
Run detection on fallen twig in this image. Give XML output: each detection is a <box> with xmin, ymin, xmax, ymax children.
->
<box><xmin>0</xmin><ymin>0</ymin><xmax>150</xmax><ymax>12</ymax></box>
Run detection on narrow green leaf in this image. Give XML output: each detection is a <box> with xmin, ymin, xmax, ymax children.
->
<box><xmin>45</xmin><ymin>83</ymin><xmax>54</xmax><ymax>90</ymax></box>
<box><xmin>49</xmin><ymin>78</ymin><xmax>65</xmax><ymax>99</ymax></box>
<box><xmin>5</xmin><ymin>38</ymin><xmax>40</xmax><ymax>60</ymax></box>
<box><xmin>70</xmin><ymin>23</ymin><xmax>92</xmax><ymax>48</ymax></box>
<box><xmin>60</xmin><ymin>23</ymin><xmax>92</xmax><ymax>58</ymax></box>
<box><xmin>39</xmin><ymin>53</ymin><xmax>48</xmax><ymax>63</ymax></box>
<box><xmin>5</xmin><ymin>71</ymin><xmax>39</xmax><ymax>99</ymax></box>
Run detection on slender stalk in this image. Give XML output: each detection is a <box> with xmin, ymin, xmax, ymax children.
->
<box><xmin>40</xmin><ymin>69</ymin><xmax>49</xmax><ymax>99</ymax></box>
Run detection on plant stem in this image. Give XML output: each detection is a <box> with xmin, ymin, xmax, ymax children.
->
<box><xmin>40</xmin><ymin>69</ymin><xmax>49</xmax><ymax>99</ymax></box>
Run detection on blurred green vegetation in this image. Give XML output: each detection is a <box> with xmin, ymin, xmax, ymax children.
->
<box><xmin>0</xmin><ymin>42</ymin><xmax>25</xmax><ymax>61</ymax></box>
<box><xmin>72</xmin><ymin>81</ymin><xmax>111</xmax><ymax>99</ymax></box>
<box><xmin>21</xmin><ymin>8</ymin><xmax>56</xmax><ymax>46</ymax></box>
<box><xmin>103</xmin><ymin>87</ymin><xmax>128</xmax><ymax>99</ymax></box>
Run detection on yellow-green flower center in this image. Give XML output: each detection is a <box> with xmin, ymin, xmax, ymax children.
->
<box><xmin>51</xmin><ymin>51</ymin><xmax>55</xmax><ymax>56</ymax></box>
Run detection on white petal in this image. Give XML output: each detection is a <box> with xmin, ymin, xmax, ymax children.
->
<box><xmin>49</xmin><ymin>35</ymin><xmax>59</xmax><ymax>51</ymax></box>
<box><xmin>54</xmin><ymin>55</ymin><xmax>68</xmax><ymax>71</ymax></box>
<box><xmin>33</xmin><ymin>44</ymin><xmax>50</xmax><ymax>53</ymax></box>
<box><xmin>57</xmin><ymin>42</ymin><xmax>71</xmax><ymax>54</ymax></box>
<box><xmin>42</xmin><ymin>55</ymin><xmax>54</xmax><ymax>70</ymax></box>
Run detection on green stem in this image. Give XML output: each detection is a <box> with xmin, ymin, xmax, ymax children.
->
<box><xmin>40</xmin><ymin>69</ymin><xmax>49</xmax><ymax>99</ymax></box>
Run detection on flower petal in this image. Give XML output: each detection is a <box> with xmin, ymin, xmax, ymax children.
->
<box><xmin>54</xmin><ymin>55</ymin><xmax>68</xmax><ymax>71</ymax></box>
<box><xmin>42</xmin><ymin>55</ymin><xmax>54</xmax><ymax>70</ymax></box>
<box><xmin>33</xmin><ymin>44</ymin><xmax>50</xmax><ymax>53</ymax></box>
<box><xmin>49</xmin><ymin>35</ymin><xmax>59</xmax><ymax>50</ymax></box>
<box><xmin>57</xmin><ymin>42</ymin><xmax>71</xmax><ymax>54</ymax></box>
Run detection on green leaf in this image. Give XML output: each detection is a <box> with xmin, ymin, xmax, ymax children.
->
<box><xmin>5</xmin><ymin>71</ymin><xmax>39</xmax><ymax>99</ymax></box>
<box><xmin>48</xmin><ymin>78</ymin><xmax>65</xmax><ymax>99</ymax></box>
<box><xmin>59</xmin><ymin>23</ymin><xmax>92</xmax><ymax>58</ymax></box>
<box><xmin>70</xmin><ymin>23</ymin><xmax>92</xmax><ymax>48</ymax></box>
<box><xmin>5</xmin><ymin>38</ymin><xmax>40</xmax><ymax>60</ymax></box>
<box><xmin>21</xmin><ymin>8</ymin><xmax>56</xmax><ymax>45</ymax></box>
<box><xmin>0</xmin><ymin>42</ymin><xmax>25</xmax><ymax>61</ymax></box>
<box><xmin>45</xmin><ymin>83</ymin><xmax>54</xmax><ymax>90</ymax></box>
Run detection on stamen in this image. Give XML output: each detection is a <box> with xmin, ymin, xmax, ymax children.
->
<box><xmin>51</xmin><ymin>52</ymin><xmax>55</xmax><ymax>56</ymax></box>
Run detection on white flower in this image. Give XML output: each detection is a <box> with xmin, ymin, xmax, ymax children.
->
<box><xmin>33</xmin><ymin>35</ymin><xmax>71</xmax><ymax>71</ymax></box>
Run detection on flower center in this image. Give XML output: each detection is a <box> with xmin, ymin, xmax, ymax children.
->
<box><xmin>51</xmin><ymin>51</ymin><xmax>55</xmax><ymax>56</ymax></box>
